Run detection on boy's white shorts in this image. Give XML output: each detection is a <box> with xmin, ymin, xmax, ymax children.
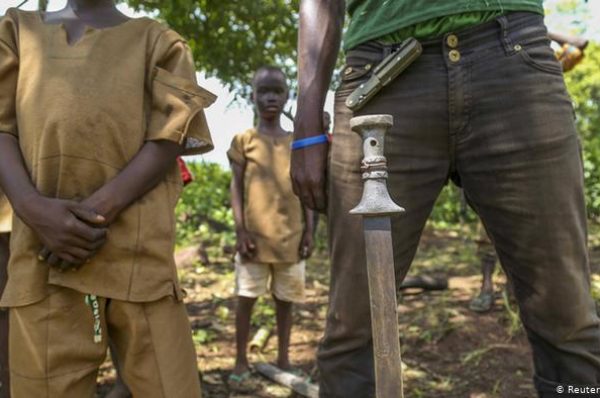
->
<box><xmin>234</xmin><ymin>254</ymin><xmax>305</xmax><ymax>303</ymax></box>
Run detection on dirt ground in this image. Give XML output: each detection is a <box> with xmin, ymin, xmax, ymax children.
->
<box><xmin>97</xmin><ymin>225</ymin><xmax>600</xmax><ymax>398</ymax></box>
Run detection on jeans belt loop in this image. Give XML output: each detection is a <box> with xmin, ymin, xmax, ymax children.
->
<box><xmin>496</xmin><ymin>15</ymin><xmax>515</xmax><ymax>55</ymax></box>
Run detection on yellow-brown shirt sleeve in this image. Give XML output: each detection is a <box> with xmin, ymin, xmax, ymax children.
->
<box><xmin>0</xmin><ymin>11</ymin><xmax>19</xmax><ymax>137</ymax></box>
<box><xmin>147</xmin><ymin>29</ymin><xmax>217</xmax><ymax>155</ymax></box>
<box><xmin>227</xmin><ymin>133</ymin><xmax>247</xmax><ymax>166</ymax></box>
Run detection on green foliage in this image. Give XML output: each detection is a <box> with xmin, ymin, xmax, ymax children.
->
<box><xmin>175</xmin><ymin>161</ymin><xmax>235</xmax><ymax>248</ymax></box>
<box><xmin>192</xmin><ymin>328</ymin><xmax>216</xmax><ymax>345</ymax></box>
<box><xmin>564</xmin><ymin>42</ymin><xmax>600</xmax><ymax>219</ymax></box>
<box><xmin>125</xmin><ymin>0</ymin><xmax>299</xmax><ymax>100</ymax></box>
<box><xmin>429</xmin><ymin>184</ymin><xmax>477</xmax><ymax>227</ymax></box>
<box><xmin>501</xmin><ymin>289</ymin><xmax>522</xmax><ymax>337</ymax></box>
<box><xmin>251</xmin><ymin>297</ymin><xmax>276</xmax><ymax>328</ymax></box>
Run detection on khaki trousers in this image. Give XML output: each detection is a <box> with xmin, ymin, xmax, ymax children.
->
<box><xmin>9</xmin><ymin>286</ymin><xmax>201</xmax><ymax>398</ymax></box>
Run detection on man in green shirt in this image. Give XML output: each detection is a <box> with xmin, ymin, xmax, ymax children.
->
<box><xmin>292</xmin><ymin>1</ymin><xmax>600</xmax><ymax>397</ymax></box>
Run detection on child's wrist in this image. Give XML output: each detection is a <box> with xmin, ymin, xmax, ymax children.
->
<box><xmin>16</xmin><ymin>191</ymin><xmax>45</xmax><ymax>223</ymax></box>
<box><xmin>82</xmin><ymin>193</ymin><xmax>120</xmax><ymax>224</ymax></box>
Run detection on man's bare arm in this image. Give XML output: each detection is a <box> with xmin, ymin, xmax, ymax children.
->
<box><xmin>291</xmin><ymin>0</ymin><xmax>345</xmax><ymax>211</ymax></box>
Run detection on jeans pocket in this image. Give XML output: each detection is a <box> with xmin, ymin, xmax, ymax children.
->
<box><xmin>515</xmin><ymin>41</ymin><xmax>563</xmax><ymax>76</ymax></box>
<box><xmin>335</xmin><ymin>46</ymin><xmax>384</xmax><ymax>99</ymax></box>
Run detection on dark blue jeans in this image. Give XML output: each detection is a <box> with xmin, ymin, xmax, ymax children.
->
<box><xmin>322</xmin><ymin>12</ymin><xmax>600</xmax><ymax>398</ymax></box>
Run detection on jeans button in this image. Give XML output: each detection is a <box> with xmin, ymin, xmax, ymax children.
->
<box><xmin>446</xmin><ymin>34</ymin><xmax>458</xmax><ymax>48</ymax></box>
<box><xmin>448</xmin><ymin>49</ymin><xmax>461</xmax><ymax>62</ymax></box>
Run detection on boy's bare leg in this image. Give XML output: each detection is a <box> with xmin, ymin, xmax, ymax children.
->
<box><xmin>273</xmin><ymin>296</ymin><xmax>293</xmax><ymax>370</ymax></box>
<box><xmin>470</xmin><ymin>252</ymin><xmax>497</xmax><ymax>313</ymax></box>
<box><xmin>0</xmin><ymin>233</ymin><xmax>9</xmax><ymax>398</ymax></box>
<box><xmin>234</xmin><ymin>296</ymin><xmax>257</xmax><ymax>375</ymax></box>
<box><xmin>480</xmin><ymin>253</ymin><xmax>496</xmax><ymax>296</ymax></box>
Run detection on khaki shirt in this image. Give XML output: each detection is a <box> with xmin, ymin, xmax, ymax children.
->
<box><xmin>0</xmin><ymin>189</ymin><xmax>11</xmax><ymax>233</ymax></box>
<box><xmin>0</xmin><ymin>9</ymin><xmax>216</xmax><ymax>307</ymax></box>
<box><xmin>227</xmin><ymin>129</ymin><xmax>303</xmax><ymax>264</ymax></box>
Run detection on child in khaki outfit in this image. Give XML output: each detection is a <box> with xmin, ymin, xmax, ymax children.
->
<box><xmin>227</xmin><ymin>66</ymin><xmax>314</xmax><ymax>387</ymax></box>
<box><xmin>0</xmin><ymin>2</ymin><xmax>216</xmax><ymax>397</ymax></box>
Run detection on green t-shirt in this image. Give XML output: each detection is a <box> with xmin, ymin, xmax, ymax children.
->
<box><xmin>344</xmin><ymin>0</ymin><xmax>545</xmax><ymax>51</ymax></box>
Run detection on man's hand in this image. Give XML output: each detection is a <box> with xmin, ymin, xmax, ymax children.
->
<box><xmin>299</xmin><ymin>229</ymin><xmax>314</xmax><ymax>259</ymax></box>
<box><xmin>291</xmin><ymin>111</ymin><xmax>329</xmax><ymax>211</ymax></box>
<box><xmin>25</xmin><ymin>197</ymin><xmax>107</xmax><ymax>268</ymax></box>
<box><xmin>236</xmin><ymin>229</ymin><xmax>257</xmax><ymax>260</ymax></box>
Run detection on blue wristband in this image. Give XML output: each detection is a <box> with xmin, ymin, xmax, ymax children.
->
<box><xmin>291</xmin><ymin>134</ymin><xmax>329</xmax><ymax>150</ymax></box>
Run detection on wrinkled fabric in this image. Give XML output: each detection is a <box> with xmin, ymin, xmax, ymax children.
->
<box><xmin>344</xmin><ymin>0</ymin><xmax>543</xmax><ymax>50</ymax></box>
<box><xmin>234</xmin><ymin>253</ymin><xmax>306</xmax><ymax>303</ymax></box>
<box><xmin>321</xmin><ymin>12</ymin><xmax>600</xmax><ymax>398</ymax></box>
<box><xmin>227</xmin><ymin>129</ymin><xmax>303</xmax><ymax>263</ymax></box>
<box><xmin>0</xmin><ymin>9</ymin><xmax>215</xmax><ymax>306</ymax></box>
<box><xmin>9</xmin><ymin>286</ymin><xmax>201</xmax><ymax>398</ymax></box>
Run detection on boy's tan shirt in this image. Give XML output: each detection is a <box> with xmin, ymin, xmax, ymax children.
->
<box><xmin>0</xmin><ymin>189</ymin><xmax>11</xmax><ymax>233</ymax></box>
<box><xmin>228</xmin><ymin>129</ymin><xmax>303</xmax><ymax>264</ymax></box>
<box><xmin>0</xmin><ymin>9</ymin><xmax>216</xmax><ymax>307</ymax></box>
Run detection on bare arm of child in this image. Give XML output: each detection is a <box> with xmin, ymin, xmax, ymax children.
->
<box><xmin>230</xmin><ymin>161</ymin><xmax>256</xmax><ymax>260</ymax></box>
<box><xmin>300</xmin><ymin>205</ymin><xmax>315</xmax><ymax>259</ymax></box>
<box><xmin>0</xmin><ymin>134</ymin><xmax>107</xmax><ymax>265</ymax></box>
<box><xmin>81</xmin><ymin>139</ymin><xmax>183</xmax><ymax>224</ymax></box>
<box><xmin>39</xmin><ymin>139</ymin><xmax>184</xmax><ymax>267</ymax></box>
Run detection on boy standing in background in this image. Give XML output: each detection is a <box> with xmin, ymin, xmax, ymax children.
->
<box><xmin>228</xmin><ymin>66</ymin><xmax>314</xmax><ymax>386</ymax></box>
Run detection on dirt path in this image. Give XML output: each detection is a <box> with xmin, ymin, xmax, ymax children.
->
<box><xmin>98</xmin><ymin>226</ymin><xmax>600</xmax><ymax>397</ymax></box>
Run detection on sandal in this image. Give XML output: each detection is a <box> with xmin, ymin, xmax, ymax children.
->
<box><xmin>469</xmin><ymin>291</ymin><xmax>494</xmax><ymax>313</ymax></box>
<box><xmin>228</xmin><ymin>371</ymin><xmax>259</xmax><ymax>393</ymax></box>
